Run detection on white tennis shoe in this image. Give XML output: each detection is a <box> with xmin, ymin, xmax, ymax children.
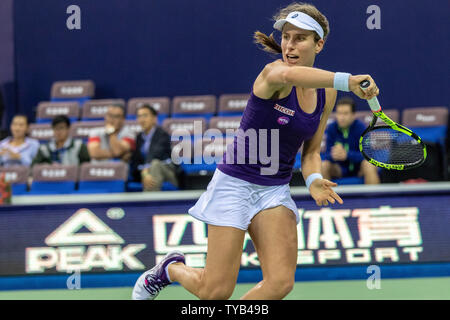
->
<box><xmin>132</xmin><ymin>250</ymin><xmax>185</xmax><ymax>300</ymax></box>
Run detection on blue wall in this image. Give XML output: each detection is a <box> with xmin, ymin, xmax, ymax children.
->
<box><xmin>0</xmin><ymin>0</ymin><xmax>14</xmax><ymax>129</ymax></box>
<box><xmin>13</xmin><ymin>0</ymin><xmax>450</xmax><ymax>122</ymax></box>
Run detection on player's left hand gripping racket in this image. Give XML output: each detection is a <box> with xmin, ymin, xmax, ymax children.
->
<box><xmin>359</xmin><ymin>80</ymin><xmax>427</xmax><ymax>170</ymax></box>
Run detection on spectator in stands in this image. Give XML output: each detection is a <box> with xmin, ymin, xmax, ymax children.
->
<box><xmin>130</xmin><ymin>104</ymin><xmax>179</xmax><ymax>191</ymax></box>
<box><xmin>322</xmin><ymin>97</ymin><xmax>380</xmax><ymax>184</ymax></box>
<box><xmin>32</xmin><ymin>115</ymin><xmax>90</xmax><ymax>165</ymax></box>
<box><xmin>87</xmin><ymin>105</ymin><xmax>135</xmax><ymax>162</ymax></box>
<box><xmin>0</xmin><ymin>114</ymin><xmax>39</xmax><ymax>167</ymax></box>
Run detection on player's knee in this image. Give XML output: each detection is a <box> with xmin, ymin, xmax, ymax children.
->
<box><xmin>198</xmin><ymin>285</ymin><xmax>234</xmax><ymax>300</ymax></box>
<box><xmin>266</xmin><ymin>276</ymin><xmax>295</xmax><ymax>298</ymax></box>
<box><xmin>198</xmin><ymin>279</ymin><xmax>235</xmax><ymax>300</ymax></box>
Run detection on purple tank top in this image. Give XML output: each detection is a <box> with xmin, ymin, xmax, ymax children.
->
<box><xmin>217</xmin><ymin>86</ymin><xmax>326</xmax><ymax>186</ymax></box>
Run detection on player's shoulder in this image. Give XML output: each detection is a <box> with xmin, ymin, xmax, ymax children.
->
<box><xmin>260</xmin><ymin>59</ymin><xmax>286</xmax><ymax>78</ymax></box>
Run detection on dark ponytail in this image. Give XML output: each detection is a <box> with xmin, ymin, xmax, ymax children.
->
<box><xmin>253</xmin><ymin>31</ymin><xmax>282</xmax><ymax>54</ymax></box>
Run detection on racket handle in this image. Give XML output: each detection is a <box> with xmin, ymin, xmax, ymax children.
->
<box><xmin>360</xmin><ymin>80</ymin><xmax>381</xmax><ymax>112</ymax></box>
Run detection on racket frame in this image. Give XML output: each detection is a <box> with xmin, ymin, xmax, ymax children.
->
<box><xmin>358</xmin><ymin>81</ymin><xmax>427</xmax><ymax>170</ymax></box>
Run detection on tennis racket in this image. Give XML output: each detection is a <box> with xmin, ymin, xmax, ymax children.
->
<box><xmin>358</xmin><ymin>80</ymin><xmax>426</xmax><ymax>170</ymax></box>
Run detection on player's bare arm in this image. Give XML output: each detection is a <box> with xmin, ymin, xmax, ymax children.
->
<box><xmin>302</xmin><ymin>88</ymin><xmax>343</xmax><ymax>206</ymax></box>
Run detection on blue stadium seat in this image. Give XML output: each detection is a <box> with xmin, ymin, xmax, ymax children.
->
<box><xmin>0</xmin><ymin>166</ymin><xmax>29</xmax><ymax>195</ymax></box>
<box><xmin>78</xmin><ymin>181</ymin><xmax>125</xmax><ymax>193</ymax></box>
<box><xmin>126</xmin><ymin>181</ymin><xmax>179</xmax><ymax>192</ymax></box>
<box><xmin>207</xmin><ymin>116</ymin><xmax>241</xmax><ymax>138</ymax></box>
<box><xmin>181</xmin><ymin>162</ymin><xmax>217</xmax><ymax>174</ymax></box>
<box><xmin>29</xmin><ymin>181</ymin><xmax>77</xmax><ymax>194</ymax></box>
<box><xmin>28</xmin><ymin>123</ymin><xmax>54</xmax><ymax>143</ymax></box>
<box><xmin>293</xmin><ymin>153</ymin><xmax>302</xmax><ymax>170</ymax></box>
<box><xmin>162</xmin><ymin>118</ymin><xmax>207</xmax><ymax>144</ymax></box>
<box><xmin>50</xmin><ymin>80</ymin><xmax>95</xmax><ymax>106</ymax></box>
<box><xmin>11</xmin><ymin>184</ymin><xmax>28</xmax><ymax>195</ymax></box>
<box><xmin>81</xmin><ymin>99</ymin><xmax>126</xmax><ymax>121</ymax></box>
<box><xmin>77</xmin><ymin>162</ymin><xmax>127</xmax><ymax>193</ymax></box>
<box><xmin>333</xmin><ymin>177</ymin><xmax>364</xmax><ymax>185</ymax></box>
<box><xmin>127</xmin><ymin>97</ymin><xmax>170</xmax><ymax>125</ymax></box>
<box><xmin>218</xmin><ymin>93</ymin><xmax>248</xmax><ymax>116</ymax></box>
<box><xmin>402</xmin><ymin>107</ymin><xmax>448</xmax><ymax>146</ymax></box>
<box><xmin>36</xmin><ymin>101</ymin><xmax>81</xmax><ymax>124</ymax></box>
<box><xmin>70</xmin><ymin>121</ymin><xmax>105</xmax><ymax>143</ymax></box>
<box><xmin>28</xmin><ymin>164</ymin><xmax>78</xmax><ymax>194</ymax></box>
<box><xmin>171</xmin><ymin>95</ymin><xmax>216</xmax><ymax>122</ymax></box>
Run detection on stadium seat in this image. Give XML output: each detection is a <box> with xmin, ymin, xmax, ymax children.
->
<box><xmin>333</xmin><ymin>176</ymin><xmax>364</xmax><ymax>185</ymax></box>
<box><xmin>401</xmin><ymin>107</ymin><xmax>448</xmax><ymax>145</ymax></box>
<box><xmin>218</xmin><ymin>93</ymin><xmax>249</xmax><ymax>116</ymax></box>
<box><xmin>207</xmin><ymin>116</ymin><xmax>241</xmax><ymax>138</ymax></box>
<box><xmin>28</xmin><ymin>123</ymin><xmax>54</xmax><ymax>142</ymax></box>
<box><xmin>171</xmin><ymin>95</ymin><xmax>216</xmax><ymax>121</ymax></box>
<box><xmin>124</xmin><ymin>120</ymin><xmax>142</xmax><ymax>137</ymax></box>
<box><xmin>401</xmin><ymin>107</ymin><xmax>448</xmax><ymax>181</ymax></box>
<box><xmin>127</xmin><ymin>97</ymin><xmax>170</xmax><ymax>124</ymax></box>
<box><xmin>0</xmin><ymin>166</ymin><xmax>29</xmax><ymax>195</ymax></box>
<box><xmin>293</xmin><ymin>145</ymin><xmax>303</xmax><ymax>170</ymax></box>
<box><xmin>355</xmin><ymin>109</ymin><xmax>399</xmax><ymax>127</ymax></box>
<box><xmin>36</xmin><ymin>101</ymin><xmax>80</xmax><ymax>123</ymax></box>
<box><xmin>50</xmin><ymin>80</ymin><xmax>95</xmax><ymax>106</ymax></box>
<box><xmin>70</xmin><ymin>121</ymin><xmax>105</xmax><ymax>142</ymax></box>
<box><xmin>182</xmin><ymin>136</ymin><xmax>234</xmax><ymax>174</ymax></box>
<box><xmin>81</xmin><ymin>99</ymin><xmax>126</xmax><ymax>121</ymax></box>
<box><xmin>29</xmin><ymin>164</ymin><xmax>78</xmax><ymax>194</ymax></box>
<box><xmin>126</xmin><ymin>181</ymin><xmax>179</xmax><ymax>192</ymax></box>
<box><xmin>162</xmin><ymin>117</ymin><xmax>206</xmax><ymax>142</ymax></box>
<box><xmin>78</xmin><ymin>162</ymin><xmax>128</xmax><ymax>193</ymax></box>
<box><xmin>170</xmin><ymin>139</ymin><xmax>193</xmax><ymax>166</ymax></box>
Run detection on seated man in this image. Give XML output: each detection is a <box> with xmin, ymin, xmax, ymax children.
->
<box><xmin>322</xmin><ymin>97</ymin><xmax>380</xmax><ymax>184</ymax></box>
<box><xmin>32</xmin><ymin>115</ymin><xmax>90</xmax><ymax>165</ymax></box>
<box><xmin>130</xmin><ymin>105</ymin><xmax>179</xmax><ymax>191</ymax></box>
<box><xmin>0</xmin><ymin>114</ymin><xmax>39</xmax><ymax>167</ymax></box>
<box><xmin>87</xmin><ymin>105</ymin><xmax>135</xmax><ymax>162</ymax></box>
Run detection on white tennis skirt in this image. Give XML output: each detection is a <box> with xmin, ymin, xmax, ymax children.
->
<box><xmin>188</xmin><ymin>169</ymin><xmax>299</xmax><ymax>231</ymax></box>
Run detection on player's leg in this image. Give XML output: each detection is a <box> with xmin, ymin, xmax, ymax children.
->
<box><xmin>240</xmin><ymin>205</ymin><xmax>298</xmax><ymax>300</ymax></box>
<box><xmin>168</xmin><ymin>224</ymin><xmax>245</xmax><ymax>300</ymax></box>
<box><xmin>359</xmin><ymin>159</ymin><xmax>380</xmax><ymax>184</ymax></box>
<box><xmin>322</xmin><ymin>160</ymin><xmax>342</xmax><ymax>180</ymax></box>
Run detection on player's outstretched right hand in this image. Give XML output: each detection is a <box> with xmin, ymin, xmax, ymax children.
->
<box><xmin>349</xmin><ymin>75</ymin><xmax>379</xmax><ymax>100</ymax></box>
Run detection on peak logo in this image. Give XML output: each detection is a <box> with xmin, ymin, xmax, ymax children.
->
<box><xmin>26</xmin><ymin>209</ymin><xmax>147</xmax><ymax>274</ymax></box>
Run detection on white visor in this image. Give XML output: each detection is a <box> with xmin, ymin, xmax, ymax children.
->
<box><xmin>273</xmin><ymin>11</ymin><xmax>324</xmax><ymax>39</ymax></box>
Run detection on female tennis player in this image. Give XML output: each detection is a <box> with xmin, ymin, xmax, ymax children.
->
<box><xmin>133</xmin><ymin>2</ymin><xmax>379</xmax><ymax>300</ymax></box>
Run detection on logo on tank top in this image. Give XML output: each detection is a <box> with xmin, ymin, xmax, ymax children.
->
<box><xmin>277</xmin><ymin>116</ymin><xmax>290</xmax><ymax>125</ymax></box>
<box><xmin>274</xmin><ymin>104</ymin><xmax>295</xmax><ymax>117</ymax></box>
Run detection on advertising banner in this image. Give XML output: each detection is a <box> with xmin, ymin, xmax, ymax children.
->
<box><xmin>1</xmin><ymin>192</ymin><xmax>450</xmax><ymax>276</ymax></box>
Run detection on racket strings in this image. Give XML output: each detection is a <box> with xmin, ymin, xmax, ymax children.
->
<box><xmin>361</xmin><ymin>128</ymin><xmax>424</xmax><ymax>165</ymax></box>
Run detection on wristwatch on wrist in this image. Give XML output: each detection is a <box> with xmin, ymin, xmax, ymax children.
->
<box><xmin>105</xmin><ymin>126</ymin><xmax>116</xmax><ymax>135</ymax></box>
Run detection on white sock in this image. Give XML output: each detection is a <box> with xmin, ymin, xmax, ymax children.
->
<box><xmin>165</xmin><ymin>261</ymin><xmax>177</xmax><ymax>283</ymax></box>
